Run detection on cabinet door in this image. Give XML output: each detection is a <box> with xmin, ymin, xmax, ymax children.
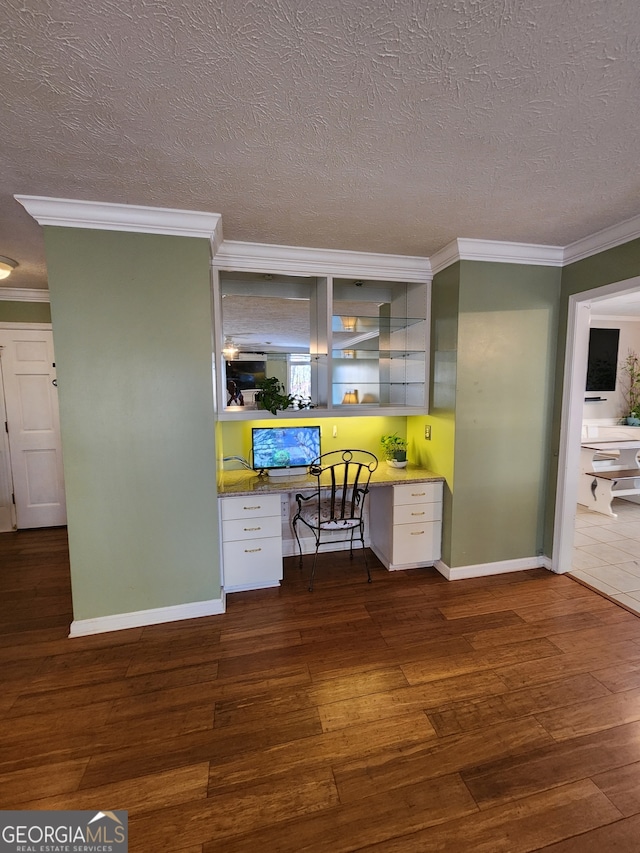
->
<box><xmin>392</xmin><ymin>521</ymin><xmax>442</xmax><ymax>566</ymax></box>
<box><xmin>223</xmin><ymin>537</ymin><xmax>283</xmax><ymax>588</ymax></box>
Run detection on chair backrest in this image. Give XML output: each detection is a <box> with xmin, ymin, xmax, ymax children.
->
<box><xmin>308</xmin><ymin>449</ymin><xmax>378</xmax><ymax>522</ymax></box>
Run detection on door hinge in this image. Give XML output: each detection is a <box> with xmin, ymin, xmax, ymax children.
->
<box><xmin>11</xmin><ymin>493</ymin><xmax>15</xmax><ymax>505</ymax></box>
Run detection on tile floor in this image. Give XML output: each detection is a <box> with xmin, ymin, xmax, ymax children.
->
<box><xmin>572</xmin><ymin>498</ymin><xmax>640</xmax><ymax>616</ymax></box>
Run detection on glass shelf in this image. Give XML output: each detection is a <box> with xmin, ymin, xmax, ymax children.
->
<box><xmin>216</xmin><ymin>271</ymin><xmax>429</xmax><ymax>416</ymax></box>
<box><xmin>332</xmin><ymin>314</ymin><xmax>426</xmax><ymax>333</ymax></box>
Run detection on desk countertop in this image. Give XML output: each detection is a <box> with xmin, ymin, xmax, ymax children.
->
<box><xmin>218</xmin><ymin>465</ymin><xmax>445</xmax><ymax>496</ymax></box>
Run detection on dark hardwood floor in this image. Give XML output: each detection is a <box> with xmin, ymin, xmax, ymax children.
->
<box><xmin>3</xmin><ymin>528</ymin><xmax>640</xmax><ymax>851</ymax></box>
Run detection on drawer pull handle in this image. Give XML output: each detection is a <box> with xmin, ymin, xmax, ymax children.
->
<box><xmin>243</xmin><ymin>505</ymin><xmax>261</xmax><ymax>510</ymax></box>
<box><xmin>245</xmin><ymin>547</ymin><xmax>262</xmax><ymax>553</ymax></box>
<box><xmin>244</xmin><ymin>526</ymin><xmax>261</xmax><ymax>531</ymax></box>
<box><xmin>410</xmin><ymin>531</ymin><xmax>425</xmax><ymax>536</ymax></box>
<box><xmin>411</xmin><ymin>511</ymin><xmax>425</xmax><ymax>516</ymax></box>
<box><xmin>411</xmin><ymin>491</ymin><xmax>426</xmax><ymax>496</ymax></box>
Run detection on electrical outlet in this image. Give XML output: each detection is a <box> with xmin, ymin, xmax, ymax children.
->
<box><xmin>281</xmin><ymin>499</ymin><xmax>289</xmax><ymax>519</ymax></box>
<box><xmin>424</xmin><ymin>425</ymin><xmax>432</xmax><ymax>440</ymax></box>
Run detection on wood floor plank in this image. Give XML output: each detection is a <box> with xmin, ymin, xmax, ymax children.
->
<box><xmin>200</xmin><ymin>773</ymin><xmax>478</xmax><ymax>853</ymax></box>
<box><xmin>6</xmin><ymin>660</ymin><xmax>220</xmax><ymax>717</ymax></box>
<box><xmin>12</xmin><ymin>763</ymin><xmax>210</xmax><ymax>815</ymax></box>
<box><xmin>332</xmin><ymin>717</ymin><xmax>553</xmax><ymax>804</ymax></box>
<box><xmin>591</xmin><ymin>660</ymin><xmax>640</xmax><ymax>692</ymax></box>
<box><xmin>214</xmin><ymin>665</ymin><xmax>408</xmax><ymax>729</ymax></box>
<box><xmin>462</xmin><ymin>720</ymin><xmax>640</xmax><ymax>810</ymax></box>
<box><xmin>535</xmin><ymin>685</ymin><xmax>640</xmax><ymax>741</ymax></box>
<box><xmin>207</xmin><ymin>711</ymin><xmax>436</xmax><ymax>794</ymax></box>
<box><xmin>535</xmin><ymin>813</ymin><xmax>640</xmax><ymax>852</ymax></box>
<box><xmin>132</xmin><ymin>768</ymin><xmax>339</xmax><ymax>849</ymax></box>
<box><xmin>401</xmin><ymin>637</ymin><xmax>562</xmax><ymax>685</ymax></box>
<box><xmin>3</xmin><ymin>528</ymin><xmax>640</xmax><ymax>852</ymax></box>
<box><xmin>0</xmin><ymin>758</ymin><xmax>89</xmax><ymax>808</ymax></box>
<box><xmin>496</xmin><ymin>641</ymin><xmax>640</xmax><ymax>690</ymax></box>
<box><xmin>318</xmin><ymin>669</ymin><xmax>507</xmax><ymax>732</ymax></box>
<box><xmin>80</xmin><ymin>706</ymin><xmax>324</xmax><ymax>789</ymax></box>
<box><xmin>592</xmin><ymin>760</ymin><xmax>640</xmax><ymax>817</ymax></box>
<box><xmin>464</xmin><ymin>611</ymin><xmax>605</xmax><ymax>650</ymax></box>
<box><xmin>427</xmin><ymin>672</ymin><xmax>611</xmax><ymax>737</ymax></box>
<box><xmin>355</xmin><ymin>780</ymin><xmax>622</xmax><ymax>853</ymax></box>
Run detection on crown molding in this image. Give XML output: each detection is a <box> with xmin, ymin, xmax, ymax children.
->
<box><xmin>430</xmin><ymin>238</ymin><xmax>565</xmax><ymax>275</ymax></box>
<box><xmin>15</xmin><ymin>196</ymin><xmax>223</xmax><ymax>243</ymax></box>
<box><xmin>563</xmin><ymin>213</ymin><xmax>640</xmax><ymax>266</ymax></box>
<box><xmin>0</xmin><ymin>287</ymin><xmax>50</xmax><ymax>302</ymax></box>
<box><xmin>213</xmin><ymin>240</ymin><xmax>431</xmax><ymax>282</ymax></box>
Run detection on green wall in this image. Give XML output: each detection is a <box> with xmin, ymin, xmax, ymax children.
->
<box><xmin>544</xmin><ymin>238</ymin><xmax>640</xmax><ymax>553</ymax></box>
<box><xmin>43</xmin><ymin>227</ymin><xmax>221</xmax><ymax>621</ymax></box>
<box><xmin>0</xmin><ymin>299</ymin><xmax>51</xmax><ymax>324</ymax></box>
<box><xmin>430</xmin><ymin>260</ymin><xmax>561</xmax><ymax>568</ymax></box>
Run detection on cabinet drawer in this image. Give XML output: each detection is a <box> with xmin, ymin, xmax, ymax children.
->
<box><xmin>220</xmin><ymin>494</ymin><xmax>281</xmax><ymax>521</ymax></box>
<box><xmin>393</xmin><ymin>502</ymin><xmax>441</xmax><ymax>525</ymax></box>
<box><xmin>222</xmin><ymin>515</ymin><xmax>280</xmax><ymax>542</ymax></box>
<box><xmin>223</xmin><ymin>536</ymin><xmax>283</xmax><ymax>587</ymax></box>
<box><xmin>392</xmin><ymin>520</ymin><xmax>442</xmax><ymax>566</ymax></box>
<box><xmin>394</xmin><ymin>482</ymin><xmax>442</xmax><ymax>506</ymax></box>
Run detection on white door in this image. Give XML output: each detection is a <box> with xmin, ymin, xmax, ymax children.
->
<box><xmin>0</xmin><ymin>364</ymin><xmax>16</xmax><ymax>531</ymax></box>
<box><xmin>0</xmin><ymin>329</ymin><xmax>66</xmax><ymax>529</ymax></box>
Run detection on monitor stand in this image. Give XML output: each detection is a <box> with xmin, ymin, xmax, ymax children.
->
<box><xmin>266</xmin><ymin>467</ymin><xmax>308</xmax><ymax>478</ymax></box>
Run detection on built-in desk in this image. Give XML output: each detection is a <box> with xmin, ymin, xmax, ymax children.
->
<box><xmin>218</xmin><ymin>466</ymin><xmax>444</xmax><ymax>592</ymax></box>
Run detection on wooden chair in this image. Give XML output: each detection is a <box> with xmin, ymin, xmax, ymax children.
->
<box><xmin>292</xmin><ymin>449</ymin><xmax>378</xmax><ymax>591</ymax></box>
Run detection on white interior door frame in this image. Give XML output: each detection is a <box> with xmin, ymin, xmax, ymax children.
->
<box><xmin>0</xmin><ymin>323</ymin><xmax>66</xmax><ymax>529</ymax></box>
<box><xmin>0</xmin><ymin>356</ymin><xmax>16</xmax><ymax>531</ymax></box>
<box><xmin>553</xmin><ymin>276</ymin><xmax>640</xmax><ymax>573</ymax></box>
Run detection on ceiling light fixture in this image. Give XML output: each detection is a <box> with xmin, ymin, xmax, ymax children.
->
<box><xmin>222</xmin><ymin>337</ymin><xmax>239</xmax><ymax>359</ymax></box>
<box><xmin>0</xmin><ymin>256</ymin><xmax>18</xmax><ymax>280</ymax></box>
<box><xmin>341</xmin><ymin>316</ymin><xmax>357</xmax><ymax>332</ymax></box>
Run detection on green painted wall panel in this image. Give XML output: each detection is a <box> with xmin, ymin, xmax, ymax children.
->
<box><xmin>0</xmin><ymin>300</ymin><xmax>51</xmax><ymax>324</ymax></box>
<box><xmin>426</xmin><ymin>262</ymin><xmax>460</xmax><ymax>565</ymax></box>
<box><xmin>43</xmin><ymin>227</ymin><xmax>220</xmax><ymax>621</ymax></box>
<box><xmin>451</xmin><ymin>261</ymin><xmax>561</xmax><ymax>567</ymax></box>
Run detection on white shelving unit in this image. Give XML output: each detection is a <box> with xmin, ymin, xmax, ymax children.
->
<box><xmin>212</xmin><ymin>269</ymin><xmax>430</xmax><ymax>420</ymax></box>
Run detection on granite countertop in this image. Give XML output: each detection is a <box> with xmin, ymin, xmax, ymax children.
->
<box><xmin>218</xmin><ymin>465</ymin><xmax>444</xmax><ymax>496</ymax></box>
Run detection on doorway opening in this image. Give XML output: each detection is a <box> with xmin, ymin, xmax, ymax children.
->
<box><xmin>554</xmin><ymin>276</ymin><xmax>640</xmax><ymax>613</ymax></box>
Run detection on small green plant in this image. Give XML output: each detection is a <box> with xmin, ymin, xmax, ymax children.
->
<box><xmin>620</xmin><ymin>351</ymin><xmax>640</xmax><ymax>421</ymax></box>
<box><xmin>255</xmin><ymin>376</ymin><xmax>295</xmax><ymax>416</ymax></box>
<box><xmin>380</xmin><ymin>432</ymin><xmax>408</xmax><ymax>462</ymax></box>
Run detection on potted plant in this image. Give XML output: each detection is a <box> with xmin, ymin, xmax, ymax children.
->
<box><xmin>380</xmin><ymin>433</ymin><xmax>408</xmax><ymax>468</ymax></box>
<box><xmin>621</xmin><ymin>350</ymin><xmax>640</xmax><ymax>425</ymax></box>
<box><xmin>255</xmin><ymin>376</ymin><xmax>295</xmax><ymax>416</ymax></box>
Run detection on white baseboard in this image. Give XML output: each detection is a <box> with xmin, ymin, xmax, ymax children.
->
<box><xmin>68</xmin><ymin>595</ymin><xmax>226</xmax><ymax>637</ymax></box>
<box><xmin>435</xmin><ymin>555</ymin><xmax>549</xmax><ymax>581</ymax></box>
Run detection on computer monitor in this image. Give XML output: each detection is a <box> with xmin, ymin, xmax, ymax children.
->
<box><xmin>251</xmin><ymin>425</ymin><xmax>321</xmax><ymax>477</ymax></box>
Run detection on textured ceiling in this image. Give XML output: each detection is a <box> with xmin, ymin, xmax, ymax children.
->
<box><xmin>2</xmin><ymin>0</ymin><xmax>640</xmax><ymax>289</ymax></box>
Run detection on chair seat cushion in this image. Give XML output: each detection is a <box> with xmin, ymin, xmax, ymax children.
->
<box><xmin>298</xmin><ymin>498</ymin><xmax>362</xmax><ymax>530</ymax></box>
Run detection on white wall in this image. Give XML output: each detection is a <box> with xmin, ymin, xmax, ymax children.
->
<box><xmin>583</xmin><ymin>318</ymin><xmax>640</xmax><ymax>424</ymax></box>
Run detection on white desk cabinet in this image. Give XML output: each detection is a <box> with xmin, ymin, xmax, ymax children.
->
<box><xmin>220</xmin><ymin>494</ymin><xmax>283</xmax><ymax>592</ymax></box>
<box><xmin>368</xmin><ymin>481</ymin><xmax>442</xmax><ymax>571</ymax></box>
